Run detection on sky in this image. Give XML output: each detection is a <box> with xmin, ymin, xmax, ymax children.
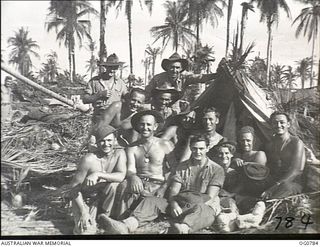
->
<box><xmin>1</xmin><ymin>0</ymin><xmax>319</xmax><ymax>88</ymax></box>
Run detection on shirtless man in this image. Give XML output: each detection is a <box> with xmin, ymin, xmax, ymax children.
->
<box><xmin>262</xmin><ymin>111</ymin><xmax>306</xmax><ymax>200</ymax></box>
<box><xmin>99</xmin><ymin>87</ymin><xmax>146</xmax><ymax>145</ymax></box>
<box><xmin>68</xmin><ymin>124</ymin><xmax>126</xmax><ymax>234</ymax></box>
<box><xmin>108</xmin><ymin>110</ymin><xmax>174</xmax><ymax>219</ymax></box>
<box><xmin>99</xmin><ymin>135</ymin><xmax>224</xmax><ymax>234</ymax></box>
<box><xmin>231</xmin><ymin>126</ymin><xmax>267</xmax><ymax>168</ymax></box>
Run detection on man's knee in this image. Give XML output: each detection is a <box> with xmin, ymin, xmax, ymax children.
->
<box><xmin>102</xmin><ymin>182</ymin><xmax>120</xmax><ymax>195</ymax></box>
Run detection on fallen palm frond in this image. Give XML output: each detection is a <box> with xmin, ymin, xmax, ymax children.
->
<box><xmin>1</xmin><ymin>113</ymin><xmax>90</xmax><ymax>182</ymax></box>
<box><xmin>263</xmin><ymin>191</ymin><xmax>320</xmax><ymax>224</ymax></box>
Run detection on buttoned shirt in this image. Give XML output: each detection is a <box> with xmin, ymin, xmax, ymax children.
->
<box><xmin>85</xmin><ymin>76</ymin><xmax>128</xmax><ymax>109</ymax></box>
<box><xmin>172</xmin><ymin>158</ymin><xmax>225</xmax><ymax>193</ymax></box>
<box><xmin>146</xmin><ymin>71</ymin><xmax>215</xmax><ymax>98</ymax></box>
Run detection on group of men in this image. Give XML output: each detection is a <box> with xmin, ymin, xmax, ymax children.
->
<box><xmin>67</xmin><ymin>52</ymin><xmax>307</xmax><ymax>235</ymax></box>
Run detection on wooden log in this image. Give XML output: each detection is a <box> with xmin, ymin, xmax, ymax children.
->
<box><xmin>1</xmin><ymin>63</ymin><xmax>89</xmax><ymax>113</ymax></box>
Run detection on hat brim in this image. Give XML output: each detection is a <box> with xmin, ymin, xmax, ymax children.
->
<box><xmin>99</xmin><ymin>62</ymin><xmax>125</xmax><ymax>67</ymax></box>
<box><xmin>131</xmin><ymin>110</ymin><xmax>164</xmax><ymax>132</ymax></box>
<box><xmin>151</xmin><ymin>88</ymin><xmax>183</xmax><ymax>105</ymax></box>
<box><xmin>243</xmin><ymin>162</ymin><xmax>270</xmax><ymax>181</ymax></box>
<box><xmin>161</xmin><ymin>58</ymin><xmax>188</xmax><ymax>72</ymax></box>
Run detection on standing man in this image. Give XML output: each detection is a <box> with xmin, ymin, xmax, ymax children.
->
<box><xmin>110</xmin><ymin>110</ymin><xmax>174</xmax><ymax>219</ymax></box>
<box><xmin>99</xmin><ymin>135</ymin><xmax>224</xmax><ymax>234</ymax></box>
<box><xmin>82</xmin><ymin>53</ymin><xmax>128</xmax><ymax>125</ymax></box>
<box><xmin>262</xmin><ymin>111</ymin><xmax>306</xmax><ymax>199</ymax></box>
<box><xmin>1</xmin><ymin>76</ymin><xmax>15</xmax><ymax>126</ymax></box>
<box><xmin>67</xmin><ymin>124</ymin><xmax>126</xmax><ymax>235</ymax></box>
<box><xmin>145</xmin><ymin>53</ymin><xmax>217</xmax><ymax>102</ymax></box>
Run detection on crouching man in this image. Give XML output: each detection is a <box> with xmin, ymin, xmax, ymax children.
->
<box><xmin>99</xmin><ymin>134</ymin><xmax>224</xmax><ymax>234</ymax></box>
<box><xmin>68</xmin><ymin>124</ymin><xmax>126</xmax><ymax>234</ymax></box>
<box><xmin>262</xmin><ymin>111</ymin><xmax>306</xmax><ymax>199</ymax></box>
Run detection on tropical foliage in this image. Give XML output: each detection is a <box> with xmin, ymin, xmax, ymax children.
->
<box><xmin>150</xmin><ymin>1</ymin><xmax>196</xmax><ymax>52</ymax></box>
<box><xmin>107</xmin><ymin>0</ymin><xmax>153</xmax><ymax>74</ymax></box>
<box><xmin>46</xmin><ymin>0</ymin><xmax>98</xmax><ymax>82</ymax></box>
<box><xmin>7</xmin><ymin>27</ymin><xmax>40</xmax><ymax>76</ymax></box>
<box><xmin>251</xmin><ymin>0</ymin><xmax>291</xmax><ymax>85</ymax></box>
<box><xmin>292</xmin><ymin>0</ymin><xmax>320</xmax><ymax>87</ymax></box>
<box><xmin>39</xmin><ymin>51</ymin><xmax>60</xmax><ymax>84</ymax></box>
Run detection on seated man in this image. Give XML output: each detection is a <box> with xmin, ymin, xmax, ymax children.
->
<box><xmin>99</xmin><ymin>135</ymin><xmax>224</xmax><ymax>234</ymax></box>
<box><xmin>262</xmin><ymin>111</ymin><xmax>306</xmax><ymax>200</ymax></box>
<box><xmin>179</xmin><ymin>106</ymin><xmax>227</xmax><ymax>162</ymax></box>
<box><xmin>110</xmin><ymin>110</ymin><xmax>174</xmax><ymax>219</ymax></box>
<box><xmin>99</xmin><ymin>87</ymin><xmax>146</xmax><ymax>145</ymax></box>
<box><xmin>151</xmin><ymin>87</ymin><xmax>181</xmax><ymax>120</ymax></box>
<box><xmin>67</xmin><ymin>124</ymin><xmax>126</xmax><ymax>234</ymax></box>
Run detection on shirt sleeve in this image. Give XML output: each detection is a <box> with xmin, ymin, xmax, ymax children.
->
<box><xmin>184</xmin><ymin>72</ymin><xmax>217</xmax><ymax>86</ymax></box>
<box><xmin>84</xmin><ymin>80</ymin><xmax>93</xmax><ymax>95</ymax></box>
<box><xmin>170</xmin><ymin>167</ymin><xmax>183</xmax><ymax>184</ymax></box>
<box><xmin>208</xmin><ymin>165</ymin><xmax>225</xmax><ymax>188</ymax></box>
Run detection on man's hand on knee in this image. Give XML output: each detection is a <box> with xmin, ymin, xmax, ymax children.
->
<box><xmin>128</xmin><ymin>175</ymin><xmax>143</xmax><ymax>194</ymax></box>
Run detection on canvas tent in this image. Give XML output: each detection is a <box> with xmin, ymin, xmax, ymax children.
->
<box><xmin>190</xmin><ymin>58</ymin><xmax>275</xmax><ymax>149</ymax></box>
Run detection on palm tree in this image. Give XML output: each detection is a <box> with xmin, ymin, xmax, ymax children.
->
<box><xmin>7</xmin><ymin>27</ymin><xmax>40</xmax><ymax>76</ymax></box>
<box><xmin>271</xmin><ymin>63</ymin><xmax>286</xmax><ymax>88</ymax></box>
<box><xmin>248</xmin><ymin>55</ymin><xmax>267</xmax><ymax>87</ymax></box>
<box><xmin>150</xmin><ymin>1</ymin><xmax>196</xmax><ymax>52</ymax></box>
<box><xmin>282</xmin><ymin>65</ymin><xmax>297</xmax><ymax>89</ymax></box>
<box><xmin>282</xmin><ymin>65</ymin><xmax>297</xmax><ymax>103</ymax></box>
<box><xmin>46</xmin><ymin>0</ymin><xmax>98</xmax><ymax>82</ymax></box>
<box><xmin>39</xmin><ymin>51</ymin><xmax>59</xmax><ymax>83</ymax></box>
<box><xmin>240</xmin><ymin>2</ymin><xmax>254</xmax><ymax>54</ymax></box>
<box><xmin>145</xmin><ymin>45</ymin><xmax>161</xmax><ymax>77</ymax></box>
<box><xmin>292</xmin><ymin>0</ymin><xmax>320</xmax><ymax>87</ymax></box>
<box><xmin>190</xmin><ymin>43</ymin><xmax>216</xmax><ymax>73</ymax></box>
<box><xmin>85</xmin><ymin>40</ymin><xmax>98</xmax><ymax>79</ymax></box>
<box><xmin>142</xmin><ymin>57</ymin><xmax>152</xmax><ymax>85</ymax></box>
<box><xmin>228</xmin><ymin>25</ymin><xmax>255</xmax><ymax>71</ymax></box>
<box><xmin>99</xmin><ymin>0</ymin><xmax>107</xmax><ymax>72</ymax></box>
<box><xmin>107</xmin><ymin>0</ymin><xmax>153</xmax><ymax>74</ymax></box>
<box><xmin>226</xmin><ymin>0</ymin><xmax>233</xmax><ymax>57</ymax></box>
<box><xmin>251</xmin><ymin>0</ymin><xmax>291</xmax><ymax>86</ymax></box>
<box><xmin>295</xmin><ymin>57</ymin><xmax>312</xmax><ymax>89</ymax></box>
<box><xmin>181</xmin><ymin>0</ymin><xmax>226</xmax><ymax>47</ymax></box>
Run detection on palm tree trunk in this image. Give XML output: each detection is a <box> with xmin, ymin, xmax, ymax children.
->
<box><xmin>226</xmin><ymin>0</ymin><xmax>233</xmax><ymax>57</ymax></box>
<box><xmin>71</xmin><ymin>37</ymin><xmax>76</xmax><ymax>82</ymax></box>
<box><xmin>68</xmin><ymin>40</ymin><xmax>72</xmax><ymax>82</ymax></box>
<box><xmin>196</xmin><ymin>9</ymin><xmax>200</xmax><ymax>46</ymax></box>
<box><xmin>99</xmin><ymin>0</ymin><xmax>107</xmax><ymax>75</ymax></box>
<box><xmin>266</xmin><ymin>18</ymin><xmax>272</xmax><ymax>86</ymax></box>
<box><xmin>127</xmin><ymin>5</ymin><xmax>133</xmax><ymax>74</ymax></box>
<box><xmin>310</xmin><ymin>34</ymin><xmax>315</xmax><ymax>87</ymax></box>
<box><xmin>152</xmin><ymin>56</ymin><xmax>156</xmax><ymax>77</ymax></box>
<box><xmin>239</xmin><ymin>5</ymin><xmax>245</xmax><ymax>55</ymax></box>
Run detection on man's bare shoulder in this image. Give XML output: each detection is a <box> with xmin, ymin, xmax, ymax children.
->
<box><xmin>108</xmin><ymin>101</ymin><xmax>122</xmax><ymax>110</ymax></box>
<box><xmin>81</xmin><ymin>152</ymin><xmax>98</xmax><ymax>162</ymax></box>
<box><xmin>114</xmin><ymin>148</ymin><xmax>126</xmax><ymax>156</ymax></box>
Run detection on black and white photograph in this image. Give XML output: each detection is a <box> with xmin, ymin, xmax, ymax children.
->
<box><xmin>1</xmin><ymin>0</ymin><xmax>319</xmax><ymax>239</ymax></box>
